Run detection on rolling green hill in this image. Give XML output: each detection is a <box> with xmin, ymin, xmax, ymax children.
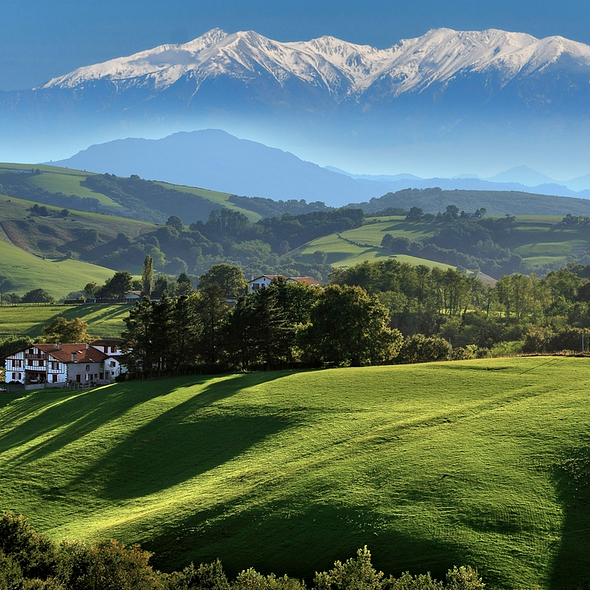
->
<box><xmin>293</xmin><ymin>218</ymin><xmax>453</xmax><ymax>269</ymax></box>
<box><xmin>1</xmin><ymin>357</ymin><xmax>589</xmax><ymax>589</ymax></box>
<box><xmin>0</xmin><ymin>304</ymin><xmax>129</xmax><ymax>338</ymax></box>
<box><xmin>0</xmin><ymin>193</ymin><xmax>150</xmax><ymax>297</ymax></box>
<box><xmin>0</xmin><ymin>239</ymin><xmax>115</xmax><ymax>298</ymax></box>
<box><xmin>294</xmin><ymin>215</ymin><xmax>590</xmax><ymax>273</ymax></box>
<box><xmin>0</xmin><ymin>163</ymin><xmax>262</xmax><ymax>222</ymax></box>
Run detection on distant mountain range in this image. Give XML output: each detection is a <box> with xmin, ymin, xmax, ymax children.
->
<box><xmin>6</xmin><ymin>27</ymin><xmax>590</xmax><ymax>172</ymax></box>
<box><xmin>52</xmin><ymin>130</ymin><xmax>590</xmax><ymax>207</ymax></box>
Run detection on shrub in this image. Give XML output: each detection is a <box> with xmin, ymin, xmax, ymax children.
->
<box><xmin>397</xmin><ymin>334</ymin><xmax>451</xmax><ymax>364</ymax></box>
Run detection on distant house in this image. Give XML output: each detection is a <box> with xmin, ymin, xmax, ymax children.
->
<box><xmin>125</xmin><ymin>290</ymin><xmax>142</xmax><ymax>302</ymax></box>
<box><xmin>248</xmin><ymin>275</ymin><xmax>321</xmax><ymax>293</ymax></box>
<box><xmin>2</xmin><ymin>341</ymin><xmax>125</xmax><ymax>389</ymax></box>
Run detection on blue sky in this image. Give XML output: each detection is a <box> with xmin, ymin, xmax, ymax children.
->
<box><xmin>1</xmin><ymin>0</ymin><xmax>589</xmax><ymax>91</ymax></box>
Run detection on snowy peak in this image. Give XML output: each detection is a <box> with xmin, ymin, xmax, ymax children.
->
<box><xmin>39</xmin><ymin>27</ymin><xmax>590</xmax><ymax>101</ymax></box>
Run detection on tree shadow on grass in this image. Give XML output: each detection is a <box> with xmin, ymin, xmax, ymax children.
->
<box><xmin>143</xmin><ymin>499</ymin><xmax>472</xmax><ymax>582</ymax></box>
<box><xmin>550</xmin><ymin>444</ymin><xmax>590</xmax><ymax>590</ymax></box>
<box><xmin>71</xmin><ymin>372</ymin><xmax>295</xmax><ymax>501</ymax></box>
<box><xmin>0</xmin><ymin>378</ymin><xmax>195</xmax><ymax>466</ymax></box>
<box><xmin>0</xmin><ymin>373</ymin><xmax>278</xmax><ymax>470</ymax></box>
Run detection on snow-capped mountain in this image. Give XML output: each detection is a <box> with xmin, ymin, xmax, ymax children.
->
<box><xmin>3</xmin><ymin>27</ymin><xmax>590</xmax><ymax>173</ymax></box>
<box><xmin>38</xmin><ymin>27</ymin><xmax>590</xmax><ymax>107</ymax></box>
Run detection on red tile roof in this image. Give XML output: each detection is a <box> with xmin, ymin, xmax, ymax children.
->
<box><xmin>35</xmin><ymin>344</ymin><xmax>109</xmax><ymax>364</ymax></box>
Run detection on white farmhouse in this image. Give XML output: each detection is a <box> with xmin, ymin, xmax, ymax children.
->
<box><xmin>3</xmin><ymin>341</ymin><xmax>125</xmax><ymax>389</ymax></box>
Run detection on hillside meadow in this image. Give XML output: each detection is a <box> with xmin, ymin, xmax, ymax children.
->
<box><xmin>1</xmin><ymin>357</ymin><xmax>589</xmax><ymax>589</ymax></box>
<box><xmin>0</xmin><ymin>240</ymin><xmax>115</xmax><ymax>299</ymax></box>
<box><xmin>295</xmin><ymin>216</ymin><xmax>590</xmax><ymax>272</ymax></box>
<box><xmin>0</xmin><ymin>303</ymin><xmax>129</xmax><ymax>339</ymax></box>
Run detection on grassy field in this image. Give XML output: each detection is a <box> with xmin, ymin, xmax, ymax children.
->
<box><xmin>1</xmin><ymin>357</ymin><xmax>589</xmax><ymax>589</ymax></box>
<box><xmin>294</xmin><ymin>226</ymin><xmax>454</xmax><ymax>270</ymax></box>
<box><xmin>0</xmin><ymin>239</ymin><xmax>116</xmax><ymax>299</ymax></box>
<box><xmin>0</xmin><ymin>162</ymin><xmax>260</xmax><ymax>220</ymax></box>
<box><xmin>154</xmin><ymin>182</ymin><xmax>262</xmax><ymax>222</ymax></box>
<box><xmin>294</xmin><ymin>215</ymin><xmax>590</xmax><ymax>272</ymax></box>
<box><xmin>0</xmin><ymin>304</ymin><xmax>129</xmax><ymax>338</ymax></box>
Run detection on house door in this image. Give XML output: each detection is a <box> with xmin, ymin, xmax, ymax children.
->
<box><xmin>76</xmin><ymin>374</ymin><xmax>81</xmax><ymax>383</ymax></box>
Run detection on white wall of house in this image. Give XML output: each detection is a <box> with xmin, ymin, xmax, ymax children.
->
<box><xmin>249</xmin><ymin>276</ymin><xmax>279</xmax><ymax>293</ymax></box>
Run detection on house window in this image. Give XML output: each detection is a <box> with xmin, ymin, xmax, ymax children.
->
<box><xmin>12</xmin><ymin>373</ymin><xmax>16</xmax><ymax>380</ymax></box>
<box><xmin>110</xmin><ymin>361</ymin><xmax>116</xmax><ymax>367</ymax></box>
<box><xmin>52</xmin><ymin>375</ymin><xmax>57</xmax><ymax>383</ymax></box>
<box><xmin>39</xmin><ymin>360</ymin><xmax>45</xmax><ymax>367</ymax></box>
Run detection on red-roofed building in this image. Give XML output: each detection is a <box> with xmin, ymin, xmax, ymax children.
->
<box><xmin>2</xmin><ymin>342</ymin><xmax>124</xmax><ymax>389</ymax></box>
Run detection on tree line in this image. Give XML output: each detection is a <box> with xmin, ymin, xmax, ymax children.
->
<box><xmin>0</xmin><ymin>512</ymin><xmax>484</xmax><ymax>590</ymax></box>
<box><xmin>120</xmin><ymin>258</ymin><xmax>590</xmax><ymax>377</ymax></box>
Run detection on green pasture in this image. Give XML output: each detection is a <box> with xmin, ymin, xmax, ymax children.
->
<box><xmin>344</xmin><ymin>218</ymin><xmax>440</xmax><ymax>244</ymax></box>
<box><xmin>296</xmin><ymin>233</ymin><xmax>453</xmax><ymax>269</ymax></box>
<box><xmin>0</xmin><ymin>304</ymin><xmax>129</xmax><ymax>339</ymax></box>
<box><xmin>295</xmin><ymin>215</ymin><xmax>590</xmax><ymax>273</ymax></box>
<box><xmin>0</xmin><ymin>193</ymin><xmax>154</xmax><ymax>260</ymax></box>
<box><xmin>0</xmin><ymin>163</ymin><xmax>120</xmax><ymax>207</ymax></box>
<box><xmin>155</xmin><ymin>182</ymin><xmax>262</xmax><ymax>222</ymax></box>
<box><xmin>1</xmin><ymin>357</ymin><xmax>589</xmax><ymax>589</ymax></box>
<box><xmin>0</xmin><ymin>240</ymin><xmax>115</xmax><ymax>298</ymax></box>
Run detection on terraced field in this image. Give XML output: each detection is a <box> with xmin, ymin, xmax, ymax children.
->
<box><xmin>1</xmin><ymin>357</ymin><xmax>589</xmax><ymax>589</ymax></box>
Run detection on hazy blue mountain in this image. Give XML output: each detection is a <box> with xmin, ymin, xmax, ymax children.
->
<box><xmin>51</xmin><ymin>130</ymin><xmax>590</xmax><ymax>207</ymax></box>
<box><xmin>51</xmin><ymin>130</ymin><xmax>398</xmax><ymax>207</ymax></box>
<box><xmin>486</xmin><ymin>165</ymin><xmax>558</xmax><ymax>185</ymax></box>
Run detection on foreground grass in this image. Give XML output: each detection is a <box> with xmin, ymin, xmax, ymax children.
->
<box><xmin>0</xmin><ymin>303</ymin><xmax>129</xmax><ymax>338</ymax></box>
<box><xmin>0</xmin><ymin>357</ymin><xmax>589</xmax><ymax>589</ymax></box>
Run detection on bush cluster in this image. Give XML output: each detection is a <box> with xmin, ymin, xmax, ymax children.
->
<box><xmin>0</xmin><ymin>513</ymin><xmax>484</xmax><ymax>590</ymax></box>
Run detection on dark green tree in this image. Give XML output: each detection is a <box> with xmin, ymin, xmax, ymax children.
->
<box><xmin>199</xmin><ymin>264</ymin><xmax>247</xmax><ymax>298</ymax></box>
<box><xmin>22</xmin><ymin>288</ymin><xmax>54</xmax><ymax>303</ymax></box>
<box><xmin>141</xmin><ymin>255</ymin><xmax>154</xmax><ymax>297</ymax></box>
<box><xmin>299</xmin><ymin>285</ymin><xmax>403</xmax><ymax>367</ymax></box>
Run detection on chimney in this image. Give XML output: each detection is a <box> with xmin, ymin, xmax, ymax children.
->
<box><xmin>57</xmin><ymin>343</ymin><xmax>62</xmax><ymax>350</ymax></box>
<box><xmin>86</xmin><ymin>343</ymin><xmax>89</xmax><ymax>349</ymax></box>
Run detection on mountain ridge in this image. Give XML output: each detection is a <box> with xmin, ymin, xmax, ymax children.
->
<box><xmin>5</xmin><ymin>27</ymin><xmax>590</xmax><ymax>174</ymax></box>
<box><xmin>50</xmin><ymin>130</ymin><xmax>590</xmax><ymax>206</ymax></box>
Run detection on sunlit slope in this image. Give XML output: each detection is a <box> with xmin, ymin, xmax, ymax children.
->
<box><xmin>0</xmin><ymin>163</ymin><xmax>260</xmax><ymax>220</ymax></box>
<box><xmin>294</xmin><ymin>218</ymin><xmax>452</xmax><ymax>269</ymax></box>
<box><xmin>1</xmin><ymin>357</ymin><xmax>589</xmax><ymax>589</ymax></box>
<box><xmin>294</xmin><ymin>215</ymin><xmax>590</xmax><ymax>271</ymax></box>
<box><xmin>0</xmin><ymin>239</ymin><xmax>115</xmax><ymax>298</ymax></box>
<box><xmin>0</xmin><ymin>304</ymin><xmax>129</xmax><ymax>338</ymax></box>
<box><xmin>0</xmin><ymin>193</ymin><xmax>153</xmax><ymax>257</ymax></box>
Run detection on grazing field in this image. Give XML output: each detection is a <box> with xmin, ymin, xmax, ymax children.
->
<box><xmin>1</xmin><ymin>357</ymin><xmax>589</xmax><ymax>589</ymax></box>
<box><xmin>294</xmin><ymin>229</ymin><xmax>454</xmax><ymax>270</ymax></box>
<box><xmin>0</xmin><ymin>303</ymin><xmax>129</xmax><ymax>338</ymax></box>
<box><xmin>0</xmin><ymin>239</ymin><xmax>115</xmax><ymax>299</ymax></box>
<box><xmin>0</xmin><ymin>163</ymin><xmax>259</xmax><ymax>220</ymax></box>
<box><xmin>294</xmin><ymin>215</ymin><xmax>590</xmax><ymax>272</ymax></box>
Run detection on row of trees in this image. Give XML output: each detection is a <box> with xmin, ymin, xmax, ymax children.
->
<box><xmin>121</xmin><ymin>257</ymin><xmax>590</xmax><ymax>377</ymax></box>
<box><xmin>121</xmin><ymin>279</ymin><xmax>408</xmax><ymax>376</ymax></box>
<box><xmin>0</xmin><ymin>512</ymin><xmax>485</xmax><ymax>590</ymax></box>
